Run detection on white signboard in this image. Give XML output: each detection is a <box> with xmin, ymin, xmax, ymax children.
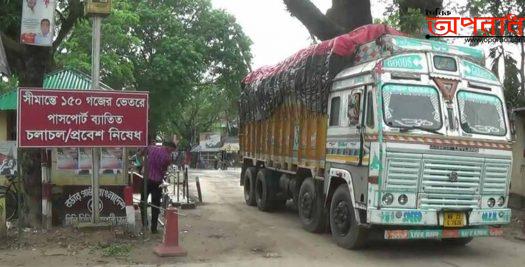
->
<box><xmin>20</xmin><ymin>0</ymin><xmax>56</xmax><ymax>47</ymax></box>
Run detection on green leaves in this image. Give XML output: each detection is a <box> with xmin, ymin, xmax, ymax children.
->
<box><xmin>56</xmin><ymin>0</ymin><xmax>252</xmax><ymax>141</ymax></box>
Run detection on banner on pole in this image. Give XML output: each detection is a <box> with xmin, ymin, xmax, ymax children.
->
<box><xmin>20</xmin><ymin>0</ymin><xmax>56</xmax><ymax>46</ymax></box>
<box><xmin>17</xmin><ymin>88</ymin><xmax>149</xmax><ymax>148</ymax></box>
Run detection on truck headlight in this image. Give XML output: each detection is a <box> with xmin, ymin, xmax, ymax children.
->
<box><xmin>382</xmin><ymin>193</ymin><xmax>394</xmax><ymax>205</ymax></box>
<box><xmin>398</xmin><ymin>194</ymin><xmax>408</xmax><ymax>205</ymax></box>
<box><xmin>497</xmin><ymin>196</ymin><xmax>505</xmax><ymax>207</ymax></box>
<box><xmin>488</xmin><ymin>198</ymin><xmax>496</xmax><ymax>208</ymax></box>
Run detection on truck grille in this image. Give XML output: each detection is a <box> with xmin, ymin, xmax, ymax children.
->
<box><xmin>384</xmin><ymin>150</ymin><xmax>511</xmax><ymax>210</ymax></box>
<box><xmin>482</xmin><ymin>158</ymin><xmax>511</xmax><ymax>194</ymax></box>
<box><xmin>385</xmin><ymin>152</ymin><xmax>421</xmax><ymax>192</ymax></box>
<box><xmin>420</xmin><ymin>154</ymin><xmax>481</xmax><ymax>209</ymax></box>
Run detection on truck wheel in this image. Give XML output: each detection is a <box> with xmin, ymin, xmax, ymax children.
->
<box><xmin>255</xmin><ymin>169</ymin><xmax>273</xmax><ymax>211</ymax></box>
<box><xmin>330</xmin><ymin>184</ymin><xmax>368</xmax><ymax>249</ymax></box>
<box><xmin>441</xmin><ymin>237</ymin><xmax>473</xmax><ymax>246</ymax></box>
<box><xmin>243</xmin><ymin>167</ymin><xmax>257</xmax><ymax>206</ymax></box>
<box><xmin>298</xmin><ymin>177</ymin><xmax>326</xmax><ymax>233</ymax></box>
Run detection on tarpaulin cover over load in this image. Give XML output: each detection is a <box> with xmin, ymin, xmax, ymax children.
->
<box><xmin>240</xmin><ymin>24</ymin><xmax>404</xmax><ymax>123</ymax></box>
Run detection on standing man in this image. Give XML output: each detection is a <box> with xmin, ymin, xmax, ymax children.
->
<box><xmin>140</xmin><ymin>141</ymin><xmax>176</xmax><ymax>233</ymax></box>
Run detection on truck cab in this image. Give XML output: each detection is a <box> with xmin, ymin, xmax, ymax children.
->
<box><xmin>325</xmin><ymin>35</ymin><xmax>511</xmax><ymax>245</ymax></box>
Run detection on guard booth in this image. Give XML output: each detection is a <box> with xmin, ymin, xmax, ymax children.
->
<box><xmin>191</xmin><ymin>132</ymin><xmax>222</xmax><ymax>169</ymax></box>
<box><xmin>220</xmin><ymin>136</ymin><xmax>240</xmax><ymax>168</ymax></box>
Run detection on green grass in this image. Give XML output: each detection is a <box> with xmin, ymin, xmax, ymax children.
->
<box><xmin>92</xmin><ymin>243</ymin><xmax>132</xmax><ymax>257</ymax></box>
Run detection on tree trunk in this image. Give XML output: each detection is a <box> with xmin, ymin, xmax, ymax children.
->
<box><xmin>1</xmin><ymin>0</ymin><xmax>83</xmax><ymax>228</ymax></box>
<box><xmin>2</xmin><ymin>43</ymin><xmax>51</xmax><ymax>228</ymax></box>
<box><xmin>284</xmin><ymin>0</ymin><xmax>442</xmax><ymax>40</ymax></box>
<box><xmin>325</xmin><ymin>0</ymin><xmax>372</xmax><ymax>32</ymax></box>
<box><xmin>283</xmin><ymin>0</ymin><xmax>372</xmax><ymax>41</ymax></box>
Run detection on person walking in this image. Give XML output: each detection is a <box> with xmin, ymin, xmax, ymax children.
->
<box><xmin>140</xmin><ymin>141</ymin><xmax>177</xmax><ymax>233</ymax></box>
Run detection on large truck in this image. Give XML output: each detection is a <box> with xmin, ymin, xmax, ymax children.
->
<box><xmin>239</xmin><ymin>25</ymin><xmax>512</xmax><ymax>249</ymax></box>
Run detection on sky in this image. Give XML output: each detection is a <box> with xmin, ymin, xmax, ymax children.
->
<box><xmin>210</xmin><ymin>1</ymin><xmax>521</xmax><ymax>82</ymax></box>
<box><xmin>211</xmin><ymin>0</ymin><xmax>386</xmax><ymax>69</ymax></box>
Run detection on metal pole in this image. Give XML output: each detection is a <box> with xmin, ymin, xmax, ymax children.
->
<box><xmin>16</xmin><ymin>148</ymin><xmax>22</xmax><ymax>244</ymax></box>
<box><xmin>176</xmin><ymin>170</ymin><xmax>180</xmax><ymax>203</ymax></box>
<box><xmin>91</xmin><ymin>16</ymin><xmax>102</xmax><ymax>223</ymax></box>
<box><xmin>142</xmin><ymin>153</ymin><xmax>148</xmax><ymax>230</ymax></box>
<box><xmin>196</xmin><ymin>176</ymin><xmax>202</xmax><ymax>203</ymax></box>
<box><xmin>185</xmin><ymin>167</ymin><xmax>189</xmax><ymax>203</ymax></box>
<box><xmin>91</xmin><ymin>17</ymin><xmax>101</xmax><ymax>90</ymax></box>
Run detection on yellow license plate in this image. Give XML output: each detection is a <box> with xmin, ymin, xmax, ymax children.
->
<box><xmin>444</xmin><ymin>212</ymin><xmax>465</xmax><ymax>227</ymax></box>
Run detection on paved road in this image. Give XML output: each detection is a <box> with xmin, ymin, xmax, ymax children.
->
<box><xmin>178</xmin><ymin>169</ymin><xmax>525</xmax><ymax>267</ymax></box>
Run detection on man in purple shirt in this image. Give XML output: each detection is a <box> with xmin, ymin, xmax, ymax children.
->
<box><xmin>140</xmin><ymin>141</ymin><xmax>176</xmax><ymax>233</ymax></box>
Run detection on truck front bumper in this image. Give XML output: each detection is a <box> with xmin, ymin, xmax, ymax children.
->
<box><xmin>384</xmin><ymin>226</ymin><xmax>504</xmax><ymax>240</ymax></box>
<box><xmin>368</xmin><ymin>208</ymin><xmax>511</xmax><ymax>226</ymax></box>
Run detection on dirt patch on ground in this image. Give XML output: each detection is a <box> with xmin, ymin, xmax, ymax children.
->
<box><xmin>505</xmin><ymin>208</ymin><xmax>525</xmax><ymax>241</ymax></box>
<box><xmin>0</xmin><ymin>226</ymin><xmax>156</xmax><ymax>266</ymax></box>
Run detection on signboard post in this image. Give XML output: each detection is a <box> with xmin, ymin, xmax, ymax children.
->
<box><xmin>86</xmin><ymin>0</ymin><xmax>111</xmax><ymax>224</ymax></box>
<box><xmin>91</xmin><ymin>12</ymin><xmax>103</xmax><ymax>224</ymax></box>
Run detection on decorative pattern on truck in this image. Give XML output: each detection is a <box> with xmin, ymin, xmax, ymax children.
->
<box><xmin>460</xmin><ymin>59</ymin><xmax>499</xmax><ymax>83</ymax></box>
<box><xmin>366</xmin><ymin>134</ymin><xmax>511</xmax><ymax>150</ymax></box>
<box><xmin>384</xmin><ymin>227</ymin><xmax>503</xmax><ymax>240</ymax></box>
<box><xmin>388</xmin><ymin>35</ymin><xmax>484</xmax><ymax>64</ymax></box>
<box><xmin>354</xmin><ymin>40</ymin><xmax>391</xmax><ymax>64</ymax></box>
<box><xmin>382</xmin><ymin>54</ymin><xmax>426</xmax><ymax>72</ymax></box>
<box><xmin>325</xmin><ymin>138</ymin><xmax>369</xmax><ymax>164</ymax></box>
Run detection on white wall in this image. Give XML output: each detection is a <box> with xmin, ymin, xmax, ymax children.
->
<box><xmin>511</xmin><ymin>114</ymin><xmax>525</xmax><ymax>197</ymax></box>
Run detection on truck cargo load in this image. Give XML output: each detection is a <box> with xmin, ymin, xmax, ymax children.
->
<box><xmin>240</xmin><ymin>24</ymin><xmax>404</xmax><ymax>124</ymax></box>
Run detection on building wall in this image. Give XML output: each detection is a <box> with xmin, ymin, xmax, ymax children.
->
<box><xmin>511</xmin><ymin>114</ymin><xmax>525</xmax><ymax>197</ymax></box>
<box><xmin>0</xmin><ymin>111</ymin><xmax>8</xmax><ymax>141</ymax></box>
<box><xmin>0</xmin><ymin>112</ymin><xmax>9</xmax><ymax>186</ymax></box>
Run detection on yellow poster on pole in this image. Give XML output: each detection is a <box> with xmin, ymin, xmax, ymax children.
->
<box><xmin>85</xmin><ymin>0</ymin><xmax>112</xmax><ymax>16</ymax></box>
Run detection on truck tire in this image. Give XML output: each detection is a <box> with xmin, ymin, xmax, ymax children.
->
<box><xmin>298</xmin><ymin>177</ymin><xmax>326</xmax><ymax>233</ymax></box>
<box><xmin>255</xmin><ymin>169</ymin><xmax>273</xmax><ymax>211</ymax></box>
<box><xmin>441</xmin><ymin>237</ymin><xmax>473</xmax><ymax>246</ymax></box>
<box><xmin>244</xmin><ymin>167</ymin><xmax>257</xmax><ymax>206</ymax></box>
<box><xmin>329</xmin><ymin>184</ymin><xmax>368</xmax><ymax>249</ymax></box>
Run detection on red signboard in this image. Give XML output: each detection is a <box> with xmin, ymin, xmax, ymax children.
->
<box><xmin>17</xmin><ymin>88</ymin><xmax>149</xmax><ymax>148</ymax></box>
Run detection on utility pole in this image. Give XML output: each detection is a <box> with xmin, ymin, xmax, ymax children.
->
<box><xmin>86</xmin><ymin>0</ymin><xmax>112</xmax><ymax>224</ymax></box>
<box><xmin>91</xmin><ymin>15</ymin><xmax>102</xmax><ymax>223</ymax></box>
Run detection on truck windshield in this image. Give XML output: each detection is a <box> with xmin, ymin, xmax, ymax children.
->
<box><xmin>457</xmin><ymin>91</ymin><xmax>506</xmax><ymax>136</ymax></box>
<box><xmin>382</xmin><ymin>84</ymin><xmax>442</xmax><ymax>130</ymax></box>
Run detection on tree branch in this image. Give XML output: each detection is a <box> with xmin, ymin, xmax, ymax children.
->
<box><xmin>283</xmin><ymin>0</ymin><xmax>346</xmax><ymax>40</ymax></box>
<box><xmin>325</xmin><ymin>0</ymin><xmax>372</xmax><ymax>32</ymax></box>
<box><xmin>53</xmin><ymin>0</ymin><xmax>84</xmax><ymax>51</ymax></box>
<box><xmin>0</xmin><ymin>32</ymin><xmax>26</xmax><ymax>56</ymax></box>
